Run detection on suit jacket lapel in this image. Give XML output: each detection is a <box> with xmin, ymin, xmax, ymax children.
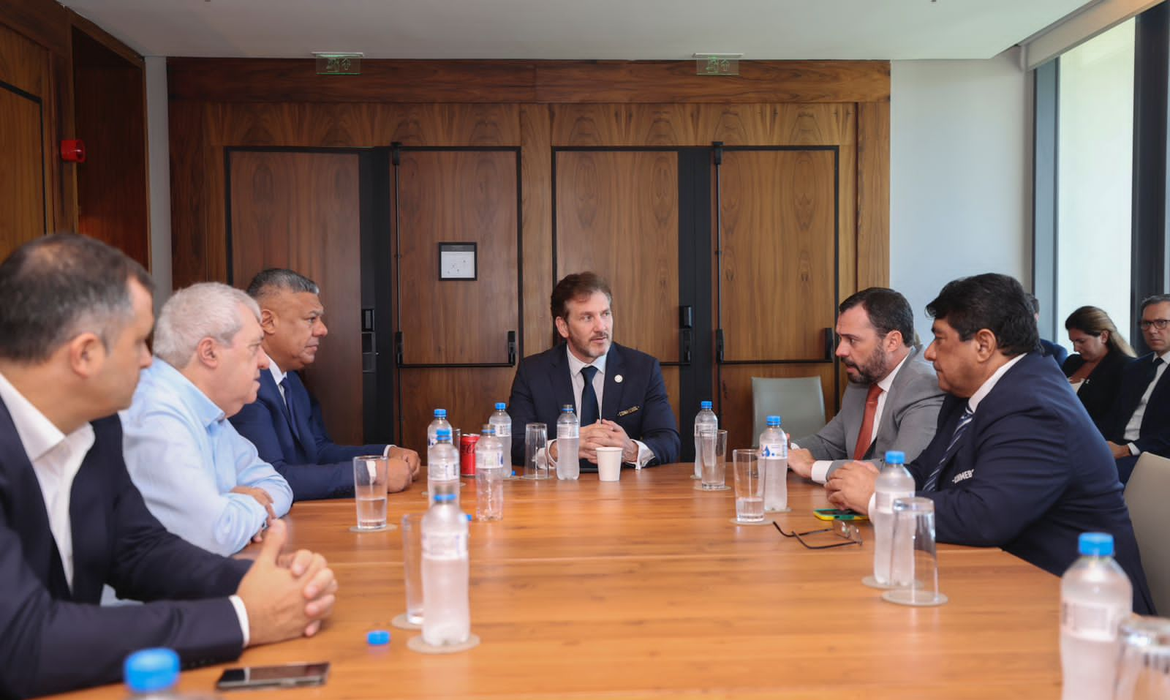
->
<box><xmin>601</xmin><ymin>345</ymin><xmax>624</xmax><ymax>421</ymax></box>
<box><xmin>285</xmin><ymin>373</ymin><xmax>316</xmax><ymax>459</ymax></box>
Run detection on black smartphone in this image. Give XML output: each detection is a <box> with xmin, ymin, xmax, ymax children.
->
<box><xmin>215</xmin><ymin>662</ymin><xmax>331</xmax><ymax>691</ymax></box>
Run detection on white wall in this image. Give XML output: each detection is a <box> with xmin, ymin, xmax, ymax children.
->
<box><xmin>145</xmin><ymin>56</ymin><xmax>172</xmax><ymax>311</ymax></box>
<box><xmin>890</xmin><ymin>49</ymin><xmax>1032</xmax><ymax>344</ymax></box>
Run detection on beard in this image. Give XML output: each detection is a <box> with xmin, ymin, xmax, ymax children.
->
<box><xmin>844</xmin><ymin>344</ymin><xmax>888</xmax><ymax>385</ymax></box>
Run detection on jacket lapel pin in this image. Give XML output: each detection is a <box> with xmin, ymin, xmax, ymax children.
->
<box><xmin>615</xmin><ymin>375</ymin><xmax>623</xmax><ymax>383</ymax></box>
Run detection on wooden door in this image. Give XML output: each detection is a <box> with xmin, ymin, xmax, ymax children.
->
<box><xmin>227</xmin><ymin>150</ymin><xmax>364</xmax><ymax>445</ymax></box>
<box><xmin>553</xmin><ymin>149</ymin><xmax>683</xmax><ymax>421</ymax></box>
<box><xmin>717</xmin><ymin>148</ymin><xmax>838</xmax><ymax>450</ymax></box>
<box><xmin>393</xmin><ymin>149</ymin><xmax>520</xmax><ymax>454</ymax></box>
<box><xmin>0</xmin><ymin>23</ymin><xmax>51</xmax><ymax>257</ymax></box>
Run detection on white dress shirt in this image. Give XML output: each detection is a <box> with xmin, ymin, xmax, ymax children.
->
<box><xmin>1123</xmin><ymin>349</ymin><xmax>1170</xmax><ymax>453</ymax></box>
<box><xmin>0</xmin><ymin>370</ymin><xmax>92</xmax><ymax>590</ymax></box>
<box><xmin>565</xmin><ymin>347</ymin><xmax>653</xmax><ymax>467</ymax></box>
<box><xmin>810</xmin><ymin>353</ymin><xmax>910</xmax><ymax>484</ymax></box>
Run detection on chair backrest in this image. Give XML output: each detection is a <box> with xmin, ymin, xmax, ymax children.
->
<box><xmin>751</xmin><ymin>376</ymin><xmax>826</xmax><ymax>447</ymax></box>
<box><xmin>1124</xmin><ymin>452</ymin><xmax>1170</xmax><ymax>615</ymax></box>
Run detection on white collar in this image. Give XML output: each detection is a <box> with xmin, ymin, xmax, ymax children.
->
<box><xmin>0</xmin><ymin>370</ymin><xmax>84</xmax><ymax>463</ymax></box>
<box><xmin>566</xmin><ymin>345</ymin><xmax>607</xmax><ymax>378</ymax></box>
<box><xmin>876</xmin><ymin>352</ymin><xmax>910</xmax><ymax>392</ymax></box>
<box><xmin>268</xmin><ymin>361</ymin><xmax>287</xmax><ymax>387</ymax></box>
<box><xmin>968</xmin><ymin>353</ymin><xmax>1028</xmax><ymax>413</ymax></box>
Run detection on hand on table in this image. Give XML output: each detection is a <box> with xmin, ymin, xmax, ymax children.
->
<box><xmin>1106</xmin><ymin>441</ymin><xmax>1132</xmax><ymax>460</ymax></box>
<box><xmin>386</xmin><ymin>457</ymin><xmax>413</xmax><ymax>493</ymax></box>
<box><xmin>787</xmin><ymin>447</ymin><xmax>816</xmax><ymax>480</ymax></box>
<box><xmin>236</xmin><ymin>519</ymin><xmax>337</xmax><ymax>644</ymax></box>
<box><xmin>232</xmin><ymin>485</ymin><xmax>276</xmax><ymax>520</ymax></box>
<box><xmin>580</xmin><ymin>419</ymin><xmax>637</xmax><ymax>463</ymax></box>
<box><xmin>388</xmin><ymin>446</ymin><xmax>421</xmax><ymax>478</ymax></box>
<box><xmin>825</xmin><ymin>461</ymin><xmax>879</xmax><ymax>515</ymax></box>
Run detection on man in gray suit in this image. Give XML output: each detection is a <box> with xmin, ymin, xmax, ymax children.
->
<box><xmin>789</xmin><ymin>287</ymin><xmax>944</xmax><ymax>484</ymax></box>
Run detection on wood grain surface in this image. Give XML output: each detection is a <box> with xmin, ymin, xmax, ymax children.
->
<box><xmin>50</xmin><ymin>466</ymin><xmax>1060</xmax><ymax>700</ymax></box>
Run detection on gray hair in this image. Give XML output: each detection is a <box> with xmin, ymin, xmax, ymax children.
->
<box><xmin>246</xmin><ymin>268</ymin><xmax>319</xmax><ymax>301</ymax></box>
<box><xmin>154</xmin><ymin>282</ymin><xmax>261</xmax><ymax>368</ymax></box>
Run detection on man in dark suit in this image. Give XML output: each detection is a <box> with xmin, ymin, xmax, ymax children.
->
<box><xmin>827</xmin><ymin>274</ymin><xmax>1153</xmax><ymax>614</ymax></box>
<box><xmin>1105</xmin><ymin>294</ymin><xmax>1170</xmax><ymax>483</ymax></box>
<box><xmin>0</xmin><ymin>235</ymin><xmax>337</xmax><ymax>698</ymax></box>
<box><xmin>230</xmin><ymin>269</ymin><xmax>419</xmax><ymax>500</ymax></box>
<box><xmin>508</xmin><ymin>272</ymin><xmax>680</xmax><ymax>470</ymax></box>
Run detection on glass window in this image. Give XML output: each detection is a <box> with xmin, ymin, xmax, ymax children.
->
<box><xmin>1055</xmin><ymin>19</ymin><xmax>1135</xmax><ymax>351</ymax></box>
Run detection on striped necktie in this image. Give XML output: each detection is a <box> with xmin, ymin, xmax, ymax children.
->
<box><xmin>923</xmin><ymin>403</ymin><xmax>974</xmax><ymax>491</ymax></box>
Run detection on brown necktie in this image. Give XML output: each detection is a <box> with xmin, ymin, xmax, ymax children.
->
<box><xmin>852</xmin><ymin>383</ymin><xmax>883</xmax><ymax>461</ymax></box>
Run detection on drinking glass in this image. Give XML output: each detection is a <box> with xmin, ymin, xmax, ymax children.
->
<box><xmin>393</xmin><ymin>513</ymin><xmax>424</xmax><ymax>629</ymax></box>
<box><xmin>1115</xmin><ymin>615</ymin><xmax>1170</xmax><ymax>699</ymax></box>
<box><xmin>523</xmin><ymin>423</ymin><xmax>549</xmax><ymax>480</ymax></box>
<box><xmin>700</xmin><ymin>429</ymin><xmax>729</xmax><ymax>489</ymax></box>
<box><xmin>352</xmin><ymin>455</ymin><xmax>389</xmax><ymax>531</ymax></box>
<box><xmin>732</xmin><ymin>449</ymin><xmax>764</xmax><ymax>523</ymax></box>
<box><xmin>882</xmin><ymin>497</ymin><xmax>948</xmax><ymax>607</ymax></box>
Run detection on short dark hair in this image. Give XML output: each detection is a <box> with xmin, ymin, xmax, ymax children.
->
<box><xmin>839</xmin><ymin>287</ymin><xmax>914</xmax><ymax>346</ymax></box>
<box><xmin>0</xmin><ymin>233</ymin><xmax>154</xmax><ymax>362</ymax></box>
<box><xmin>1140</xmin><ymin>294</ymin><xmax>1170</xmax><ymax>313</ymax></box>
<box><xmin>551</xmin><ymin>272</ymin><xmax>612</xmax><ymax>320</ymax></box>
<box><xmin>1024</xmin><ymin>293</ymin><xmax>1041</xmax><ymax>315</ymax></box>
<box><xmin>246</xmin><ymin>268</ymin><xmax>320</xmax><ymax>301</ymax></box>
<box><xmin>926</xmin><ymin>273</ymin><xmax>1038</xmax><ymax>356</ymax></box>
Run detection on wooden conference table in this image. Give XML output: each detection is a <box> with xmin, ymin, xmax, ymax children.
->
<box><xmin>62</xmin><ymin>464</ymin><xmax>1062</xmax><ymax>699</ymax></box>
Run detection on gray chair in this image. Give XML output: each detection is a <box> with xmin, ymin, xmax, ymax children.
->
<box><xmin>751</xmin><ymin>376</ymin><xmax>826</xmax><ymax>447</ymax></box>
<box><xmin>1124</xmin><ymin>452</ymin><xmax>1170</xmax><ymax>615</ymax></box>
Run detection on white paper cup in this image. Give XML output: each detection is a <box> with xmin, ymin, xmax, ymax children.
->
<box><xmin>596</xmin><ymin>446</ymin><xmax>623</xmax><ymax>481</ymax></box>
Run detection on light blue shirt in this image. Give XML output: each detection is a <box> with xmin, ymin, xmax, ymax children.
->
<box><xmin>121</xmin><ymin>359</ymin><xmax>292</xmax><ymax>556</ymax></box>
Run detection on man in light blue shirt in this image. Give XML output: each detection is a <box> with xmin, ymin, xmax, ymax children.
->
<box><xmin>123</xmin><ymin>282</ymin><xmax>293</xmax><ymax>556</ymax></box>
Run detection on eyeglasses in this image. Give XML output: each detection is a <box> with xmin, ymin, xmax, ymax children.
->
<box><xmin>773</xmin><ymin>519</ymin><xmax>863</xmax><ymax>549</ymax></box>
<box><xmin>1139</xmin><ymin>319</ymin><xmax>1170</xmax><ymax>330</ymax></box>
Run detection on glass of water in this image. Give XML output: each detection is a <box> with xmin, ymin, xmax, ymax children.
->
<box><xmin>1115</xmin><ymin>615</ymin><xmax>1170</xmax><ymax>700</ymax></box>
<box><xmin>700</xmin><ymin>429</ymin><xmax>728</xmax><ymax>489</ymax></box>
<box><xmin>732</xmin><ymin>449</ymin><xmax>764</xmax><ymax>522</ymax></box>
<box><xmin>883</xmin><ymin>497</ymin><xmax>948</xmax><ymax>607</ymax></box>
<box><xmin>352</xmin><ymin>455</ymin><xmax>389</xmax><ymax>530</ymax></box>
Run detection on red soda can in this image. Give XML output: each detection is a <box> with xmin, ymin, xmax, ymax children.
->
<box><xmin>460</xmin><ymin>434</ymin><xmax>479</xmax><ymax>476</ymax></box>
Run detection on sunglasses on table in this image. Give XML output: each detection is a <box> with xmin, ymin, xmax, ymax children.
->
<box><xmin>773</xmin><ymin>519</ymin><xmax>863</xmax><ymax>550</ymax></box>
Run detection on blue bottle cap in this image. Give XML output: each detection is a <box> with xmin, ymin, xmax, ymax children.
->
<box><xmin>464</xmin><ymin>513</ymin><xmax>473</xmax><ymax>522</ymax></box>
<box><xmin>434</xmin><ymin>493</ymin><xmax>457</xmax><ymax>503</ymax></box>
<box><xmin>434</xmin><ymin>409</ymin><xmax>447</xmax><ymax>418</ymax></box>
<box><xmin>561</xmin><ymin>404</ymin><xmax>575</xmax><ymax>412</ymax></box>
<box><xmin>700</xmin><ymin>400</ymin><xmax>713</xmax><ymax>410</ymax></box>
<box><xmin>124</xmin><ymin>648</ymin><xmax>180</xmax><ymax>694</ymax></box>
<box><xmin>482</xmin><ymin>427</ymin><xmax>495</xmax><ymax>436</ymax></box>
<box><xmin>367</xmin><ymin>630</ymin><xmax>390</xmax><ymax>646</ymax></box>
<box><xmin>1079</xmin><ymin>532</ymin><xmax>1114</xmax><ymax>557</ymax></box>
<box><xmin>495</xmin><ymin>402</ymin><xmax>507</xmax><ymax>410</ymax></box>
<box><xmin>436</xmin><ymin>428</ymin><xmax>452</xmax><ymax>440</ymax></box>
<box><xmin>766</xmin><ymin>415</ymin><xmax>782</xmax><ymax>427</ymax></box>
<box><xmin>884</xmin><ymin>450</ymin><xmax>906</xmax><ymax>465</ymax></box>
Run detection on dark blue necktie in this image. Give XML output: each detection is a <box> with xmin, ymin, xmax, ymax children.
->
<box><xmin>580</xmin><ymin>365</ymin><xmax>600</xmax><ymax>427</ymax></box>
<box><xmin>923</xmin><ymin>403</ymin><xmax>974</xmax><ymax>491</ymax></box>
<box><xmin>281</xmin><ymin>376</ymin><xmax>303</xmax><ymax>445</ymax></box>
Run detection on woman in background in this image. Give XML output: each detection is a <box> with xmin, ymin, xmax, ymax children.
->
<box><xmin>1063</xmin><ymin>306</ymin><xmax>1136</xmax><ymax>434</ymax></box>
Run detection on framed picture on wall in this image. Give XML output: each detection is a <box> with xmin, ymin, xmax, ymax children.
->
<box><xmin>438</xmin><ymin>242</ymin><xmax>477</xmax><ymax>280</ymax></box>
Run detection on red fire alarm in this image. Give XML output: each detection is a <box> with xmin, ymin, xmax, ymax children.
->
<box><xmin>60</xmin><ymin>139</ymin><xmax>86</xmax><ymax>163</ymax></box>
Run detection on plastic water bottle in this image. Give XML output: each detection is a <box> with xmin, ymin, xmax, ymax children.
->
<box><xmin>475</xmin><ymin>425</ymin><xmax>504</xmax><ymax>521</ymax></box>
<box><xmin>427</xmin><ymin>428</ymin><xmax>460</xmax><ymax>502</ymax></box>
<box><xmin>489</xmin><ymin>403</ymin><xmax>512</xmax><ymax>460</ymax></box>
<box><xmin>693</xmin><ymin>401</ymin><xmax>718</xmax><ymax>478</ymax></box>
<box><xmin>759</xmin><ymin>415</ymin><xmax>788</xmax><ymax>512</ymax></box>
<box><xmin>555</xmin><ymin>404</ymin><xmax>580</xmax><ymax>480</ymax></box>
<box><xmin>1060</xmin><ymin>532</ymin><xmax>1132</xmax><ymax>700</ymax></box>
<box><xmin>421</xmin><ymin>492</ymin><xmax>470</xmax><ymax>646</ymax></box>
<box><xmin>427</xmin><ymin>408</ymin><xmax>451</xmax><ymax>447</ymax></box>
<box><xmin>124</xmin><ymin>648</ymin><xmax>179</xmax><ymax>699</ymax></box>
<box><xmin>872</xmin><ymin>450</ymin><xmax>916</xmax><ymax>586</ymax></box>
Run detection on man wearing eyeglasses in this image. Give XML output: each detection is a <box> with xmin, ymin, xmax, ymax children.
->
<box><xmin>1104</xmin><ymin>294</ymin><xmax>1170</xmax><ymax>483</ymax></box>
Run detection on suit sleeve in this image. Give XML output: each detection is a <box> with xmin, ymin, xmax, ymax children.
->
<box><xmin>0</xmin><ymin>461</ymin><xmax>248</xmax><ymax>697</ymax></box>
<box><xmin>920</xmin><ymin>408</ymin><xmax>1070</xmax><ymax>547</ymax></box>
<box><xmin>796</xmin><ymin>414</ymin><xmax>848</xmax><ymax>463</ymax></box>
<box><xmin>507</xmin><ymin>361</ymin><xmax>539</xmax><ymax>467</ymax></box>
<box><xmin>637</xmin><ymin>358</ymin><xmax>681</xmax><ymax>465</ymax></box>
<box><xmin>307</xmin><ymin>392</ymin><xmax>388</xmax><ymax>464</ymax></box>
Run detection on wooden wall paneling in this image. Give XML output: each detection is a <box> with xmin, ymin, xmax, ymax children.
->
<box><xmin>396</xmin><ymin>150</ymin><xmax>519</xmax><ymax>365</ymax></box>
<box><xmin>520</xmin><ymin>104</ymin><xmax>553</xmax><ymax>356</ymax></box>
<box><xmin>555</xmin><ymin>150</ymin><xmax>680</xmax><ymax>363</ymax></box>
<box><xmin>0</xmin><ymin>21</ymin><xmax>48</xmax><ymax>96</ymax></box>
<box><xmin>168</xmin><ymin>101</ymin><xmax>210</xmax><ymax>287</ymax></box>
<box><xmin>399</xmin><ymin>367</ymin><xmax>518</xmax><ymax>457</ymax></box>
<box><xmin>0</xmin><ymin>87</ymin><xmax>46</xmax><ymax>255</ymax></box>
<box><xmin>718</xmin><ymin>364</ymin><xmax>837</xmax><ymax>453</ymax></box>
<box><xmin>0</xmin><ymin>21</ymin><xmax>55</xmax><ymax>245</ymax></box>
<box><xmin>719</xmin><ymin>149</ymin><xmax>837</xmax><ymax>361</ymax></box>
<box><xmin>73</xmin><ymin>28</ymin><xmax>149</xmax><ymax>267</ymax></box>
<box><xmin>0</xmin><ymin>0</ymin><xmax>68</xmax><ymax>58</ymax></box>
<box><xmin>67</xmin><ymin>10</ymin><xmax>143</xmax><ymax>69</ymax></box>
<box><xmin>167</xmin><ymin>58</ymin><xmax>889</xmax><ymax>105</ymax></box>
<box><xmin>550</xmin><ymin>104</ymin><xmax>699</xmax><ymax>147</ymax></box>
<box><xmin>857</xmin><ymin>101</ymin><xmax>891</xmax><ymax>290</ymax></box>
<box><xmin>227</xmin><ymin>151</ymin><xmax>364</xmax><ymax>445</ymax></box>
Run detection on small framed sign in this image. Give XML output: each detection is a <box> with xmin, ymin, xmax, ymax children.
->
<box><xmin>438</xmin><ymin>242</ymin><xmax>477</xmax><ymax>280</ymax></box>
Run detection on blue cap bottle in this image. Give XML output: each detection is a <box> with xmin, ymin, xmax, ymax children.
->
<box><xmin>124</xmin><ymin>648</ymin><xmax>179</xmax><ymax>695</ymax></box>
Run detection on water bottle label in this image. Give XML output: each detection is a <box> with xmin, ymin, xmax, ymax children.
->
<box><xmin>1061</xmin><ymin>600</ymin><xmax>1123</xmax><ymax>642</ymax></box>
<box><xmin>422</xmin><ymin>531</ymin><xmax>468</xmax><ymax>560</ymax></box>
<box><xmin>558</xmin><ymin>426</ymin><xmax>578</xmax><ymax>439</ymax></box>
<box><xmin>430</xmin><ymin>462</ymin><xmax>458</xmax><ymax>481</ymax></box>
<box><xmin>427</xmin><ymin>437</ymin><xmax>438</xmax><ymax>447</ymax></box>
<box><xmin>495</xmin><ymin>426</ymin><xmax>511</xmax><ymax>438</ymax></box>
<box><xmin>874</xmin><ymin>489</ymin><xmax>913</xmax><ymax>513</ymax></box>
<box><xmin>760</xmin><ymin>442</ymin><xmax>787</xmax><ymax>459</ymax></box>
